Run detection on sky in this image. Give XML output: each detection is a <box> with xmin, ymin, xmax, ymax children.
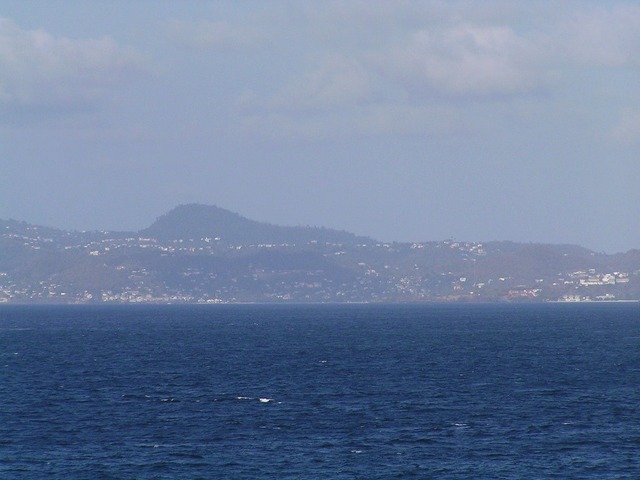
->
<box><xmin>1</xmin><ymin>1</ymin><xmax>639</xmax><ymax>253</ymax></box>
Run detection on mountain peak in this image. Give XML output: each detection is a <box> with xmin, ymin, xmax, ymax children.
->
<box><xmin>140</xmin><ymin>204</ymin><xmax>369</xmax><ymax>245</ymax></box>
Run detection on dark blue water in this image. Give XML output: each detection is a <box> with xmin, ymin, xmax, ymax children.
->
<box><xmin>1</xmin><ymin>304</ymin><xmax>640</xmax><ymax>479</ymax></box>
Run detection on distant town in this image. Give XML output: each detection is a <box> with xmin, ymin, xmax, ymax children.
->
<box><xmin>1</xmin><ymin>205</ymin><xmax>639</xmax><ymax>304</ymax></box>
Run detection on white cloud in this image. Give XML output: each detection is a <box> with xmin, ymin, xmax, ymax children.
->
<box><xmin>233</xmin><ymin>22</ymin><xmax>544</xmax><ymax>140</ymax></box>
<box><xmin>379</xmin><ymin>24</ymin><xmax>544</xmax><ymax>97</ymax></box>
<box><xmin>0</xmin><ymin>17</ymin><xmax>143</xmax><ymax>108</ymax></box>
<box><xmin>222</xmin><ymin>2</ymin><xmax>640</xmax><ymax>141</ymax></box>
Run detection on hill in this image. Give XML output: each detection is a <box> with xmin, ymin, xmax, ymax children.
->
<box><xmin>140</xmin><ymin>204</ymin><xmax>371</xmax><ymax>245</ymax></box>
<box><xmin>1</xmin><ymin>206</ymin><xmax>639</xmax><ymax>303</ymax></box>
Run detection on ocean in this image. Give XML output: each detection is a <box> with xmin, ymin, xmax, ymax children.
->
<box><xmin>1</xmin><ymin>303</ymin><xmax>639</xmax><ymax>479</ymax></box>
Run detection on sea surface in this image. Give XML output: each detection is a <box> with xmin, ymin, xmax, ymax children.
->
<box><xmin>1</xmin><ymin>303</ymin><xmax>640</xmax><ymax>479</ymax></box>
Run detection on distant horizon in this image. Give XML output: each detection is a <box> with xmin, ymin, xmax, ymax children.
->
<box><xmin>2</xmin><ymin>202</ymin><xmax>636</xmax><ymax>254</ymax></box>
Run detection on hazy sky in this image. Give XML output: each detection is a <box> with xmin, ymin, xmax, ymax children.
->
<box><xmin>1</xmin><ymin>1</ymin><xmax>639</xmax><ymax>252</ymax></box>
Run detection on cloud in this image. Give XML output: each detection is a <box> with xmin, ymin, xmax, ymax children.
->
<box><xmin>270</xmin><ymin>56</ymin><xmax>375</xmax><ymax>111</ymax></box>
<box><xmin>0</xmin><ymin>17</ymin><xmax>143</xmax><ymax>109</ymax></box>
<box><xmin>220</xmin><ymin>2</ymin><xmax>640</xmax><ymax>141</ymax></box>
<box><xmin>378</xmin><ymin>24</ymin><xmax>545</xmax><ymax>97</ymax></box>
<box><xmin>168</xmin><ymin>19</ymin><xmax>266</xmax><ymax>50</ymax></box>
<box><xmin>233</xmin><ymin>23</ymin><xmax>543</xmax><ymax>140</ymax></box>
